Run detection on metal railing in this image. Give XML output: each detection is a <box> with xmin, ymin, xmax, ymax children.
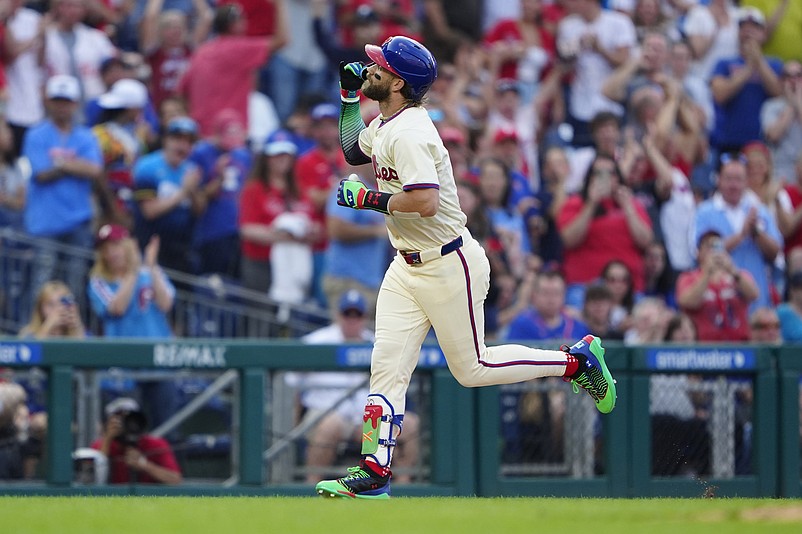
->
<box><xmin>0</xmin><ymin>228</ymin><xmax>330</xmax><ymax>338</ymax></box>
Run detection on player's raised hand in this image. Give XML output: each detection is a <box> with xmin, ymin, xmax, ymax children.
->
<box><xmin>339</xmin><ymin>61</ymin><xmax>366</xmax><ymax>94</ymax></box>
<box><xmin>337</xmin><ymin>174</ymin><xmax>369</xmax><ymax>209</ymax></box>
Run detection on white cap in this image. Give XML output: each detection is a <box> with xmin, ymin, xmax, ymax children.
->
<box><xmin>104</xmin><ymin>397</ymin><xmax>140</xmax><ymax>417</ymax></box>
<box><xmin>98</xmin><ymin>79</ymin><xmax>149</xmax><ymax>109</ymax></box>
<box><xmin>738</xmin><ymin>6</ymin><xmax>766</xmax><ymax>26</ymax></box>
<box><xmin>46</xmin><ymin>75</ymin><xmax>81</xmax><ymax>102</ymax></box>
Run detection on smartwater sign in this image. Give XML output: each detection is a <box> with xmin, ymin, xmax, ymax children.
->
<box><xmin>0</xmin><ymin>343</ymin><xmax>42</xmax><ymax>365</ymax></box>
<box><xmin>336</xmin><ymin>346</ymin><xmax>446</xmax><ymax>368</ymax></box>
<box><xmin>153</xmin><ymin>343</ymin><xmax>227</xmax><ymax>368</ymax></box>
<box><xmin>646</xmin><ymin>348</ymin><xmax>756</xmax><ymax>371</ymax></box>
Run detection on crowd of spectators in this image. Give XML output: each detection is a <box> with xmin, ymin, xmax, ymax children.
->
<box><xmin>2</xmin><ymin>0</ymin><xmax>802</xmax><ymax>481</ymax></box>
<box><xmin>0</xmin><ymin>0</ymin><xmax>799</xmax><ymax>340</ymax></box>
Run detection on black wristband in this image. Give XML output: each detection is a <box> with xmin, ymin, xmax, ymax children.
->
<box><xmin>364</xmin><ymin>189</ymin><xmax>392</xmax><ymax>215</ymax></box>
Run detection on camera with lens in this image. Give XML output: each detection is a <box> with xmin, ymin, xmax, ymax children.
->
<box><xmin>115</xmin><ymin>410</ymin><xmax>147</xmax><ymax>447</ymax></box>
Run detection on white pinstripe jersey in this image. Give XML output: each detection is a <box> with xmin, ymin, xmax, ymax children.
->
<box><xmin>358</xmin><ymin>105</ymin><xmax>467</xmax><ymax>252</ymax></box>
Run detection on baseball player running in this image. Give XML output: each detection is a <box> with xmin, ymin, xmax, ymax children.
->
<box><xmin>315</xmin><ymin>36</ymin><xmax>616</xmax><ymax>500</ymax></box>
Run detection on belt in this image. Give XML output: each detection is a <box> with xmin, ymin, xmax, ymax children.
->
<box><xmin>399</xmin><ymin>235</ymin><xmax>463</xmax><ymax>265</ymax></box>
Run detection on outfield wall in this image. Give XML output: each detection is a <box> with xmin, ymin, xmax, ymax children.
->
<box><xmin>0</xmin><ymin>339</ymin><xmax>799</xmax><ymax>498</ymax></box>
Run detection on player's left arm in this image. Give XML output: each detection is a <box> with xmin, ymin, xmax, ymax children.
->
<box><xmin>339</xmin><ymin>61</ymin><xmax>371</xmax><ymax>165</ymax></box>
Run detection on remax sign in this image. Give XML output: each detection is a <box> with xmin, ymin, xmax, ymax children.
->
<box><xmin>153</xmin><ymin>343</ymin><xmax>227</xmax><ymax>368</ymax></box>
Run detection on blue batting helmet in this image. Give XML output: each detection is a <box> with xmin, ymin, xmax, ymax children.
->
<box><xmin>365</xmin><ymin>36</ymin><xmax>438</xmax><ymax>101</ymax></box>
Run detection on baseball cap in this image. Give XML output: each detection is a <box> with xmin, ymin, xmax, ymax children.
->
<box><xmin>493</xmin><ymin>127</ymin><xmax>518</xmax><ymax>144</ymax></box>
<box><xmin>165</xmin><ymin>116</ymin><xmax>199</xmax><ymax>138</ymax></box>
<box><xmin>741</xmin><ymin>140</ymin><xmax>770</xmax><ymax>158</ymax></box>
<box><xmin>213</xmin><ymin>108</ymin><xmax>246</xmax><ymax>150</ymax></box>
<box><xmin>95</xmin><ymin>223</ymin><xmax>130</xmax><ymax>247</ymax></box>
<box><xmin>339</xmin><ymin>290</ymin><xmax>366</xmax><ymax>315</ymax></box>
<box><xmin>738</xmin><ymin>6</ymin><xmax>766</xmax><ymax>27</ymax></box>
<box><xmin>440</xmin><ymin>126</ymin><xmax>466</xmax><ymax>145</ymax></box>
<box><xmin>100</xmin><ymin>56</ymin><xmax>132</xmax><ymax>75</ymax></box>
<box><xmin>495</xmin><ymin>78</ymin><xmax>520</xmax><ymax>95</ymax></box>
<box><xmin>264</xmin><ymin>129</ymin><xmax>298</xmax><ymax>156</ymax></box>
<box><xmin>98</xmin><ymin>79</ymin><xmax>149</xmax><ymax>110</ymax></box>
<box><xmin>104</xmin><ymin>397</ymin><xmax>140</xmax><ymax>417</ymax></box>
<box><xmin>311</xmin><ymin>102</ymin><xmax>339</xmax><ymax>121</ymax></box>
<box><xmin>46</xmin><ymin>75</ymin><xmax>81</xmax><ymax>102</ymax></box>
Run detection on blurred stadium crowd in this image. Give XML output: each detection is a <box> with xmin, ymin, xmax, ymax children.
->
<box><xmin>1</xmin><ymin>0</ymin><xmax>802</xmax><ymax>483</ymax></box>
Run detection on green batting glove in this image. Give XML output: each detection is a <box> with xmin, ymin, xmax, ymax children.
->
<box><xmin>337</xmin><ymin>177</ymin><xmax>369</xmax><ymax>209</ymax></box>
<box><xmin>336</xmin><ymin>175</ymin><xmax>392</xmax><ymax>214</ymax></box>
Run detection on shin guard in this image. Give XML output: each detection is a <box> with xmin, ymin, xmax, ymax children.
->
<box><xmin>361</xmin><ymin>394</ymin><xmax>403</xmax><ymax>468</ymax></box>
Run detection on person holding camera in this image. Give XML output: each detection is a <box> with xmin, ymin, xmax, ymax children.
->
<box><xmin>91</xmin><ymin>397</ymin><xmax>182</xmax><ymax>485</ymax></box>
<box><xmin>19</xmin><ymin>280</ymin><xmax>86</xmax><ymax>339</ymax></box>
<box><xmin>556</xmin><ymin>154</ymin><xmax>654</xmax><ymax>310</ymax></box>
<box><xmin>676</xmin><ymin>230</ymin><xmax>759</xmax><ymax>342</ymax></box>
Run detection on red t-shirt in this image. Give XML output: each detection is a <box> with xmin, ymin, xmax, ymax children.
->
<box><xmin>146</xmin><ymin>45</ymin><xmax>192</xmax><ymax>109</ymax></box>
<box><xmin>91</xmin><ymin>436</ymin><xmax>180</xmax><ymax>484</ymax></box>
<box><xmin>177</xmin><ymin>36</ymin><xmax>269</xmax><ymax>136</ymax></box>
<box><xmin>294</xmin><ymin>148</ymin><xmax>346</xmax><ymax>251</ymax></box>
<box><xmin>229</xmin><ymin>0</ymin><xmax>277</xmax><ymax>37</ymax></box>
<box><xmin>676</xmin><ymin>269</ymin><xmax>753</xmax><ymax>342</ymax></box>
<box><xmin>783</xmin><ymin>184</ymin><xmax>802</xmax><ymax>255</ymax></box>
<box><xmin>556</xmin><ymin>196</ymin><xmax>652</xmax><ymax>291</ymax></box>
<box><xmin>483</xmin><ymin>20</ymin><xmax>555</xmax><ymax>81</ymax></box>
<box><xmin>239</xmin><ymin>179</ymin><xmax>313</xmax><ymax>260</ymax></box>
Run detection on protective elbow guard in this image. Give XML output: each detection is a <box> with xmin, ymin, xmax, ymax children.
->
<box><xmin>361</xmin><ymin>394</ymin><xmax>403</xmax><ymax>468</ymax></box>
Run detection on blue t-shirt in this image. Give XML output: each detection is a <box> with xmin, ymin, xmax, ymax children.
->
<box><xmin>324</xmin><ymin>189</ymin><xmax>390</xmax><ymax>290</ymax></box>
<box><xmin>88</xmin><ymin>268</ymin><xmax>175</xmax><ymax>338</ymax></box>
<box><xmin>23</xmin><ymin>120</ymin><xmax>102</xmax><ymax>236</ymax></box>
<box><xmin>777</xmin><ymin>302</ymin><xmax>802</xmax><ymax>342</ymax></box>
<box><xmin>189</xmin><ymin>141</ymin><xmax>252</xmax><ymax>244</ymax></box>
<box><xmin>711</xmin><ymin>55</ymin><xmax>783</xmax><ymax>149</ymax></box>
<box><xmin>505</xmin><ymin>308</ymin><xmax>589</xmax><ymax>342</ymax></box>
<box><xmin>133</xmin><ymin>150</ymin><xmax>197</xmax><ymax>241</ymax></box>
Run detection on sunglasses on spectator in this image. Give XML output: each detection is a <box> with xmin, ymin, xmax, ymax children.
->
<box><xmin>751</xmin><ymin>321</ymin><xmax>780</xmax><ymax>330</ymax></box>
<box><xmin>783</xmin><ymin>70</ymin><xmax>802</xmax><ymax>78</ymax></box>
<box><xmin>342</xmin><ymin>310</ymin><xmax>364</xmax><ymax>318</ymax></box>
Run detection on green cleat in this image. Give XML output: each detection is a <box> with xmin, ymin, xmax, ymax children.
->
<box><xmin>562</xmin><ymin>334</ymin><xmax>617</xmax><ymax>414</ymax></box>
<box><xmin>315</xmin><ymin>461</ymin><xmax>391</xmax><ymax>499</ymax></box>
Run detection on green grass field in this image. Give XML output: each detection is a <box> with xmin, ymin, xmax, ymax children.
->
<box><xmin>3</xmin><ymin>497</ymin><xmax>802</xmax><ymax>533</ymax></box>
